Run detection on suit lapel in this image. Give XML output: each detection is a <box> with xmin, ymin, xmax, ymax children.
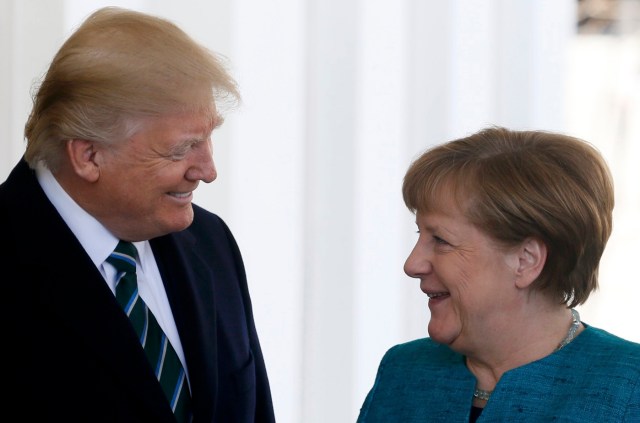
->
<box><xmin>151</xmin><ymin>234</ymin><xmax>219</xmax><ymax>422</ymax></box>
<box><xmin>6</xmin><ymin>159</ymin><xmax>175</xmax><ymax>422</ymax></box>
<box><xmin>37</xmin><ymin>255</ymin><xmax>175</xmax><ymax>422</ymax></box>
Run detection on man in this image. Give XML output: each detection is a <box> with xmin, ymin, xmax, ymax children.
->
<box><xmin>1</xmin><ymin>7</ymin><xmax>275</xmax><ymax>423</ymax></box>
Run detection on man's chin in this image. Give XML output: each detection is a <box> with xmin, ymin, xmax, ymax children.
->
<box><xmin>157</xmin><ymin>209</ymin><xmax>195</xmax><ymax>235</ymax></box>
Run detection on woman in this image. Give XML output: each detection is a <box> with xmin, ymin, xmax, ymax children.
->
<box><xmin>357</xmin><ymin>127</ymin><xmax>640</xmax><ymax>422</ymax></box>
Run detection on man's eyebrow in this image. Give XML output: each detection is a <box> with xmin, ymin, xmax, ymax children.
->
<box><xmin>213</xmin><ymin>113</ymin><xmax>225</xmax><ymax>129</ymax></box>
<box><xmin>166</xmin><ymin>136</ymin><xmax>202</xmax><ymax>155</ymax></box>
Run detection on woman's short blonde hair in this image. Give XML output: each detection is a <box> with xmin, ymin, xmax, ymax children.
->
<box><xmin>402</xmin><ymin>126</ymin><xmax>614</xmax><ymax>307</ymax></box>
<box><xmin>24</xmin><ymin>6</ymin><xmax>240</xmax><ymax>171</ymax></box>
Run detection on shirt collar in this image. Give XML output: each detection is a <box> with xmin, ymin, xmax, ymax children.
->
<box><xmin>36</xmin><ymin>162</ymin><xmax>119</xmax><ymax>268</ymax></box>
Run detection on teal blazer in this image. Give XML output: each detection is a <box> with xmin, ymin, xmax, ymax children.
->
<box><xmin>357</xmin><ymin>325</ymin><xmax>640</xmax><ymax>422</ymax></box>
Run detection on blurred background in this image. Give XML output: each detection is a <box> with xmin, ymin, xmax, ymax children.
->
<box><xmin>1</xmin><ymin>0</ymin><xmax>639</xmax><ymax>421</ymax></box>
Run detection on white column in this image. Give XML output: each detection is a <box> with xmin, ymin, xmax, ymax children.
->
<box><xmin>229</xmin><ymin>1</ymin><xmax>306</xmax><ymax>422</ymax></box>
<box><xmin>0</xmin><ymin>0</ymin><xmax>65</xmax><ymax>178</ymax></box>
<box><xmin>351</xmin><ymin>0</ymin><xmax>417</xmax><ymax>419</ymax></box>
<box><xmin>302</xmin><ymin>0</ymin><xmax>359</xmax><ymax>421</ymax></box>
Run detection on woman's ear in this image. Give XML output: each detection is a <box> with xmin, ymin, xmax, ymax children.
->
<box><xmin>514</xmin><ymin>237</ymin><xmax>547</xmax><ymax>289</ymax></box>
<box><xmin>66</xmin><ymin>139</ymin><xmax>100</xmax><ymax>182</ymax></box>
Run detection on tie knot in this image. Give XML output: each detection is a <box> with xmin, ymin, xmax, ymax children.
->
<box><xmin>106</xmin><ymin>241</ymin><xmax>137</xmax><ymax>274</ymax></box>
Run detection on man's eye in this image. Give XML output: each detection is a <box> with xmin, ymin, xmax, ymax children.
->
<box><xmin>168</xmin><ymin>148</ymin><xmax>190</xmax><ymax>160</ymax></box>
<box><xmin>433</xmin><ymin>236</ymin><xmax>448</xmax><ymax>245</ymax></box>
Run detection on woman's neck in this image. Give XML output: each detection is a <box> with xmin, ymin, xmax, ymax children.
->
<box><xmin>463</xmin><ymin>305</ymin><xmax>583</xmax><ymax>392</ymax></box>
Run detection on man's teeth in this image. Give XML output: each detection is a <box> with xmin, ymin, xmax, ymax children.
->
<box><xmin>171</xmin><ymin>192</ymin><xmax>190</xmax><ymax>198</ymax></box>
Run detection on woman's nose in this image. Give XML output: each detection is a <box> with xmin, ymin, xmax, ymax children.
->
<box><xmin>403</xmin><ymin>243</ymin><xmax>431</xmax><ymax>278</ymax></box>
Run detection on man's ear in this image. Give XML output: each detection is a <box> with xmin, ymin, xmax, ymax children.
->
<box><xmin>66</xmin><ymin>139</ymin><xmax>100</xmax><ymax>182</ymax></box>
<box><xmin>514</xmin><ymin>237</ymin><xmax>547</xmax><ymax>289</ymax></box>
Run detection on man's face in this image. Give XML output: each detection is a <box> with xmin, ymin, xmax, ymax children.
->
<box><xmin>93</xmin><ymin>111</ymin><xmax>219</xmax><ymax>240</ymax></box>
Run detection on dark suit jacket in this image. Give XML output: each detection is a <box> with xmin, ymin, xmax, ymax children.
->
<box><xmin>1</xmin><ymin>159</ymin><xmax>276</xmax><ymax>423</ymax></box>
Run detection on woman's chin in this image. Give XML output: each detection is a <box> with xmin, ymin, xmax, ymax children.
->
<box><xmin>427</xmin><ymin>322</ymin><xmax>458</xmax><ymax>345</ymax></box>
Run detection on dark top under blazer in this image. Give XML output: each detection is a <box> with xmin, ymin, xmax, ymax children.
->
<box><xmin>1</xmin><ymin>158</ymin><xmax>275</xmax><ymax>423</ymax></box>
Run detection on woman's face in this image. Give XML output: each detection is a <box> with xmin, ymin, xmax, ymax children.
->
<box><xmin>404</xmin><ymin>201</ymin><xmax>521</xmax><ymax>351</ymax></box>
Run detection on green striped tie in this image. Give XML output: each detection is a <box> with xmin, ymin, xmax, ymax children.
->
<box><xmin>107</xmin><ymin>241</ymin><xmax>192</xmax><ymax>422</ymax></box>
